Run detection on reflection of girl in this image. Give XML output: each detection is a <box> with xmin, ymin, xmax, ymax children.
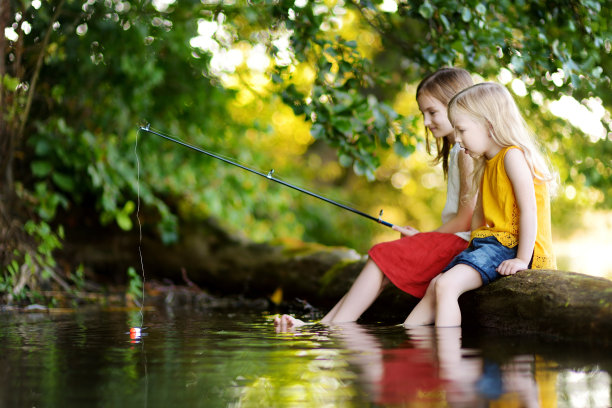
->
<box><xmin>376</xmin><ymin>346</ymin><xmax>446</xmax><ymax>404</ymax></box>
<box><xmin>330</xmin><ymin>324</ymin><xmax>540</xmax><ymax>406</ymax></box>
<box><xmin>275</xmin><ymin>68</ymin><xmax>475</xmax><ymax>329</ymax></box>
<box><xmin>333</xmin><ymin>323</ymin><xmax>446</xmax><ymax>405</ymax></box>
<box><xmin>405</xmin><ymin>82</ymin><xmax>556</xmax><ymax>328</ymax></box>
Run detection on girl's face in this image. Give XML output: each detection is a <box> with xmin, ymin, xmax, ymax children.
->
<box><xmin>417</xmin><ymin>93</ymin><xmax>454</xmax><ymax>142</ymax></box>
<box><xmin>452</xmin><ymin>112</ymin><xmax>501</xmax><ymax>159</ymax></box>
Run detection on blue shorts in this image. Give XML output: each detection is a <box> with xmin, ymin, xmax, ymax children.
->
<box><xmin>442</xmin><ymin>236</ymin><xmax>518</xmax><ymax>284</ymax></box>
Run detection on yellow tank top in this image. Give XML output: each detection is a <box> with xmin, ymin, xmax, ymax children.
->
<box><xmin>471</xmin><ymin>146</ymin><xmax>556</xmax><ymax>269</ymax></box>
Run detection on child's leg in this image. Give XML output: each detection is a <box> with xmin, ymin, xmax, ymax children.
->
<box><xmin>321</xmin><ymin>259</ymin><xmax>388</xmax><ymax>323</ymax></box>
<box><xmin>319</xmin><ymin>294</ymin><xmax>348</xmax><ymax>322</ymax></box>
<box><xmin>403</xmin><ymin>274</ymin><xmax>441</xmax><ymax>326</ymax></box>
<box><xmin>434</xmin><ymin>264</ymin><xmax>482</xmax><ymax>327</ymax></box>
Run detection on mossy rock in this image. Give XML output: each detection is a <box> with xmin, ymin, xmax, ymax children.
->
<box><xmin>459</xmin><ymin>269</ymin><xmax>612</xmax><ymax>342</ymax></box>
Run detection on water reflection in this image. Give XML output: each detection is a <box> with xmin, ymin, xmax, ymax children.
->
<box><xmin>328</xmin><ymin>323</ymin><xmax>541</xmax><ymax>406</ymax></box>
<box><xmin>0</xmin><ymin>310</ymin><xmax>610</xmax><ymax>407</ymax></box>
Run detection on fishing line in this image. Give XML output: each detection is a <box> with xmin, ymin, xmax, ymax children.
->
<box><xmin>134</xmin><ymin>128</ymin><xmax>146</xmax><ymax>327</ymax></box>
<box><xmin>134</xmin><ymin>128</ymin><xmax>149</xmax><ymax>408</ymax></box>
<box><xmin>138</xmin><ymin>125</ymin><xmax>394</xmax><ymax>228</ymax></box>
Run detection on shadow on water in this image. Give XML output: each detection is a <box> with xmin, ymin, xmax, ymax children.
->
<box><xmin>0</xmin><ymin>307</ymin><xmax>610</xmax><ymax>407</ymax></box>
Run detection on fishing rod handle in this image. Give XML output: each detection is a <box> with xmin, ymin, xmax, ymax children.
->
<box><xmin>379</xmin><ymin>220</ymin><xmax>394</xmax><ymax>228</ymax></box>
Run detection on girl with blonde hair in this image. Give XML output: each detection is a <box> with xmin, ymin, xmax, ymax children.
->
<box><xmin>404</xmin><ymin>82</ymin><xmax>556</xmax><ymax>328</ymax></box>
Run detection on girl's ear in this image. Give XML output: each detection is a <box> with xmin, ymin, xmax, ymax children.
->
<box><xmin>486</xmin><ymin>120</ymin><xmax>495</xmax><ymax>138</ymax></box>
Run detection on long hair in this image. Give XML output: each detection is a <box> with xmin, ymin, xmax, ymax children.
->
<box><xmin>447</xmin><ymin>82</ymin><xmax>556</xmax><ymax>193</ymax></box>
<box><xmin>416</xmin><ymin>67</ymin><xmax>473</xmax><ymax>178</ymax></box>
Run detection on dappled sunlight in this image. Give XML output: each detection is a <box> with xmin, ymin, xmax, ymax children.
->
<box><xmin>549</xmin><ymin>96</ymin><xmax>607</xmax><ymax>142</ymax></box>
<box><xmin>553</xmin><ymin>211</ymin><xmax>612</xmax><ymax>279</ymax></box>
<box><xmin>557</xmin><ymin>370</ymin><xmax>611</xmax><ymax>408</ymax></box>
<box><xmin>234</xmin><ymin>348</ymin><xmax>358</xmax><ymax>407</ymax></box>
<box><xmin>340</xmin><ymin>9</ymin><xmax>383</xmax><ymax>59</ymax></box>
<box><xmin>393</xmin><ymin>84</ymin><xmax>420</xmax><ymax>116</ymax></box>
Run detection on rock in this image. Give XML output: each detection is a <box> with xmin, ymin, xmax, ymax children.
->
<box><xmin>458</xmin><ymin>269</ymin><xmax>612</xmax><ymax>342</ymax></box>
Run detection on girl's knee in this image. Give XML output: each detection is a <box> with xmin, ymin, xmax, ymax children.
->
<box><xmin>435</xmin><ymin>265</ymin><xmax>482</xmax><ymax>298</ymax></box>
<box><xmin>434</xmin><ymin>273</ymin><xmax>457</xmax><ymax>297</ymax></box>
<box><xmin>424</xmin><ymin>275</ymin><xmax>440</xmax><ymax>295</ymax></box>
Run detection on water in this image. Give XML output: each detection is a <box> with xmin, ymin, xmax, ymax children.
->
<box><xmin>0</xmin><ymin>308</ymin><xmax>610</xmax><ymax>407</ymax></box>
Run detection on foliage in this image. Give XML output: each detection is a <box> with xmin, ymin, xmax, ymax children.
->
<box><xmin>0</xmin><ymin>219</ymin><xmax>64</xmax><ymax>305</ymax></box>
<box><xmin>0</xmin><ymin>0</ymin><xmax>610</xmax><ymax>295</ymax></box>
<box><xmin>126</xmin><ymin>266</ymin><xmax>143</xmax><ymax>308</ymax></box>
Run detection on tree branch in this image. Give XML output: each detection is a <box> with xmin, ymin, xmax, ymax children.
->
<box><xmin>17</xmin><ymin>0</ymin><xmax>66</xmax><ymax>143</ymax></box>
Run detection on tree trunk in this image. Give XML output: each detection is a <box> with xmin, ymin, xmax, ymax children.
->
<box><xmin>0</xmin><ymin>1</ymin><xmax>12</xmax><ymax>194</ymax></box>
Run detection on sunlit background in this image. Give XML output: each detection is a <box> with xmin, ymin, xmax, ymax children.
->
<box><xmin>181</xmin><ymin>0</ymin><xmax>611</xmax><ymax>280</ymax></box>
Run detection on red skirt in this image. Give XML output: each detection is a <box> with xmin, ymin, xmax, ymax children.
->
<box><xmin>368</xmin><ymin>232</ymin><xmax>469</xmax><ymax>298</ymax></box>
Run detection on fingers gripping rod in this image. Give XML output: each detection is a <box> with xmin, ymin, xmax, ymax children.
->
<box><xmin>139</xmin><ymin>125</ymin><xmax>394</xmax><ymax>228</ymax></box>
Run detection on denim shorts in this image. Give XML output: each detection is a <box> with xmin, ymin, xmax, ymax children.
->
<box><xmin>442</xmin><ymin>236</ymin><xmax>518</xmax><ymax>284</ymax></box>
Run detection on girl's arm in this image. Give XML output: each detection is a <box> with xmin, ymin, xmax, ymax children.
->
<box><xmin>436</xmin><ymin>151</ymin><xmax>476</xmax><ymax>234</ymax></box>
<box><xmin>497</xmin><ymin>148</ymin><xmax>537</xmax><ymax>275</ymax></box>
<box><xmin>470</xmin><ymin>188</ymin><xmax>484</xmax><ymax>232</ymax></box>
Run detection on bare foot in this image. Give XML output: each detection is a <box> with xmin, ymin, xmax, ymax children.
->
<box><xmin>273</xmin><ymin>314</ymin><xmax>307</xmax><ymax>332</ymax></box>
<box><xmin>282</xmin><ymin>314</ymin><xmax>306</xmax><ymax>327</ymax></box>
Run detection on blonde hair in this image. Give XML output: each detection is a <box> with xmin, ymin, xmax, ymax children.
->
<box><xmin>448</xmin><ymin>82</ymin><xmax>556</xmax><ymax>193</ymax></box>
<box><xmin>416</xmin><ymin>67</ymin><xmax>474</xmax><ymax>177</ymax></box>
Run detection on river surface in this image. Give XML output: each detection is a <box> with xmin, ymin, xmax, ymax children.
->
<box><xmin>0</xmin><ymin>307</ymin><xmax>610</xmax><ymax>407</ymax></box>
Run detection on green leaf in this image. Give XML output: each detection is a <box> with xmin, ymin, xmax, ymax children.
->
<box><xmin>123</xmin><ymin>200</ymin><xmax>135</xmax><ymax>214</ymax></box>
<box><xmin>393</xmin><ymin>140</ymin><xmax>414</xmax><ymax>157</ymax></box>
<box><xmin>31</xmin><ymin>161</ymin><xmax>53</xmax><ymax>177</ymax></box>
<box><xmin>33</xmin><ymin>139</ymin><xmax>52</xmax><ymax>156</ymax></box>
<box><xmin>440</xmin><ymin>14</ymin><xmax>451</xmax><ymax>30</ymax></box>
<box><xmin>353</xmin><ymin>160</ymin><xmax>367</xmax><ymax>176</ymax></box>
<box><xmin>332</xmin><ymin>117</ymin><xmax>352</xmax><ymax>135</ymax></box>
<box><xmin>510</xmin><ymin>55</ymin><xmax>525</xmax><ymax>73</ymax></box>
<box><xmin>323</xmin><ymin>47</ymin><xmax>337</xmax><ymax>57</ymax></box>
<box><xmin>116</xmin><ymin>212</ymin><xmax>133</xmax><ymax>231</ymax></box>
<box><xmin>339</xmin><ymin>153</ymin><xmax>353</xmax><ymax>167</ymax></box>
<box><xmin>52</xmin><ymin>172</ymin><xmax>75</xmax><ymax>192</ymax></box>
<box><xmin>2</xmin><ymin>74</ymin><xmax>19</xmax><ymax>91</ymax></box>
<box><xmin>310</xmin><ymin>123</ymin><xmax>326</xmax><ymax>139</ymax></box>
<box><xmin>418</xmin><ymin>2</ymin><xmax>434</xmax><ymax>19</ymax></box>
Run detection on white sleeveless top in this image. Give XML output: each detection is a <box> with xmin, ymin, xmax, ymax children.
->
<box><xmin>440</xmin><ymin>143</ymin><xmax>471</xmax><ymax>241</ymax></box>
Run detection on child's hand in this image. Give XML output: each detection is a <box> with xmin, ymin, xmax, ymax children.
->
<box><xmin>392</xmin><ymin>225</ymin><xmax>419</xmax><ymax>237</ymax></box>
<box><xmin>496</xmin><ymin>258</ymin><xmax>529</xmax><ymax>276</ymax></box>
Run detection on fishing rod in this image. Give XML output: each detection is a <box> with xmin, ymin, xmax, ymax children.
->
<box><xmin>138</xmin><ymin>125</ymin><xmax>395</xmax><ymax>228</ymax></box>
